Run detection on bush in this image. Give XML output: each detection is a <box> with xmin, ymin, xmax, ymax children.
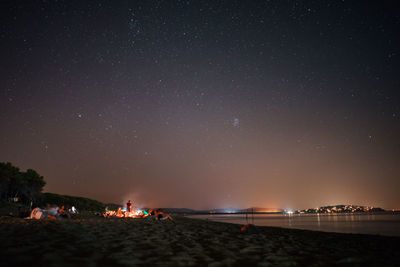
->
<box><xmin>38</xmin><ymin>192</ymin><xmax>105</xmax><ymax>211</ymax></box>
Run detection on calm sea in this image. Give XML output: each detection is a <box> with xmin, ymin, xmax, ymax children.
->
<box><xmin>189</xmin><ymin>213</ymin><xmax>400</xmax><ymax>236</ymax></box>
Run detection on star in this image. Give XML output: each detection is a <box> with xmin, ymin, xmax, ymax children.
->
<box><xmin>233</xmin><ymin>118</ymin><xmax>239</xmax><ymax>127</ymax></box>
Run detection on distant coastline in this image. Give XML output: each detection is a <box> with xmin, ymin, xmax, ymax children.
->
<box><xmin>158</xmin><ymin>204</ymin><xmax>389</xmax><ymax>215</ymax></box>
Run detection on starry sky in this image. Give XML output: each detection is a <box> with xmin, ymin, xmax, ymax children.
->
<box><xmin>1</xmin><ymin>1</ymin><xmax>399</xmax><ymax>210</ymax></box>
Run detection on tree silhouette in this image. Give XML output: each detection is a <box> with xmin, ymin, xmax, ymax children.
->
<box><xmin>0</xmin><ymin>162</ymin><xmax>46</xmax><ymax>204</ymax></box>
<box><xmin>22</xmin><ymin>169</ymin><xmax>46</xmax><ymax>203</ymax></box>
<box><xmin>0</xmin><ymin>162</ymin><xmax>20</xmax><ymax>200</ymax></box>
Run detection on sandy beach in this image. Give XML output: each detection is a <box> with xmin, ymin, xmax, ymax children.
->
<box><xmin>1</xmin><ymin>215</ymin><xmax>400</xmax><ymax>266</ymax></box>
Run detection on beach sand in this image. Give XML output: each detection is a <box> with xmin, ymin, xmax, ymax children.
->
<box><xmin>1</xmin><ymin>215</ymin><xmax>399</xmax><ymax>266</ymax></box>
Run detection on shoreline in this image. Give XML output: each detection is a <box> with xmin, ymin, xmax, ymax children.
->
<box><xmin>1</xmin><ymin>215</ymin><xmax>400</xmax><ymax>265</ymax></box>
<box><xmin>186</xmin><ymin>212</ymin><xmax>400</xmax><ymax>237</ymax></box>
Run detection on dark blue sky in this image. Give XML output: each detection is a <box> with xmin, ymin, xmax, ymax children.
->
<box><xmin>1</xmin><ymin>1</ymin><xmax>399</xmax><ymax>209</ymax></box>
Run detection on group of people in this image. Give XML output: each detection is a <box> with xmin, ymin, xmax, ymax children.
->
<box><xmin>126</xmin><ymin>200</ymin><xmax>173</xmax><ymax>220</ymax></box>
<box><xmin>102</xmin><ymin>200</ymin><xmax>173</xmax><ymax>221</ymax></box>
<box><xmin>27</xmin><ymin>204</ymin><xmax>78</xmax><ymax>220</ymax></box>
<box><xmin>25</xmin><ymin>200</ymin><xmax>174</xmax><ymax>221</ymax></box>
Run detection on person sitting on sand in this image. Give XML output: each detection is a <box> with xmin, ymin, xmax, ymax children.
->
<box><xmin>69</xmin><ymin>206</ymin><xmax>78</xmax><ymax>215</ymax></box>
<box><xmin>116</xmin><ymin>207</ymin><xmax>123</xmax><ymax>217</ymax></box>
<box><xmin>57</xmin><ymin>205</ymin><xmax>69</xmax><ymax>218</ymax></box>
<box><xmin>149</xmin><ymin>209</ymin><xmax>155</xmax><ymax>216</ymax></box>
<box><xmin>141</xmin><ymin>209</ymin><xmax>149</xmax><ymax>217</ymax></box>
<box><xmin>58</xmin><ymin>205</ymin><xmax>66</xmax><ymax>213</ymax></box>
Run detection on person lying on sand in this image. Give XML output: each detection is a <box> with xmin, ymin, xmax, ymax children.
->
<box><xmin>154</xmin><ymin>209</ymin><xmax>173</xmax><ymax>221</ymax></box>
<box><xmin>27</xmin><ymin>207</ymin><xmax>57</xmax><ymax>219</ymax></box>
<box><xmin>45</xmin><ymin>204</ymin><xmax>59</xmax><ymax>217</ymax></box>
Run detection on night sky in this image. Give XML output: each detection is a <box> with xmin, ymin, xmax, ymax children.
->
<box><xmin>1</xmin><ymin>1</ymin><xmax>399</xmax><ymax>210</ymax></box>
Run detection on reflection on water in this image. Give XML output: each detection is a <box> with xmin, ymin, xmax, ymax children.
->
<box><xmin>189</xmin><ymin>213</ymin><xmax>400</xmax><ymax>236</ymax></box>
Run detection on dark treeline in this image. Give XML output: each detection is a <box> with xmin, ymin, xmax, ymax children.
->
<box><xmin>0</xmin><ymin>162</ymin><xmax>45</xmax><ymax>206</ymax></box>
<box><xmin>40</xmin><ymin>192</ymin><xmax>104</xmax><ymax>211</ymax></box>
<box><xmin>0</xmin><ymin>162</ymin><xmax>104</xmax><ymax>211</ymax></box>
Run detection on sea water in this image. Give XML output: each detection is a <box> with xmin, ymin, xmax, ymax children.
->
<box><xmin>189</xmin><ymin>213</ymin><xmax>400</xmax><ymax>236</ymax></box>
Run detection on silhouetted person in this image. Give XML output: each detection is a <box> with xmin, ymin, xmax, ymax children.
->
<box><xmin>126</xmin><ymin>200</ymin><xmax>132</xmax><ymax>212</ymax></box>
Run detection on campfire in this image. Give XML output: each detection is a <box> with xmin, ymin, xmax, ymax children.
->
<box><xmin>103</xmin><ymin>207</ymin><xmax>149</xmax><ymax>218</ymax></box>
<box><xmin>103</xmin><ymin>200</ymin><xmax>150</xmax><ymax>218</ymax></box>
<box><xmin>102</xmin><ymin>200</ymin><xmax>173</xmax><ymax>221</ymax></box>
